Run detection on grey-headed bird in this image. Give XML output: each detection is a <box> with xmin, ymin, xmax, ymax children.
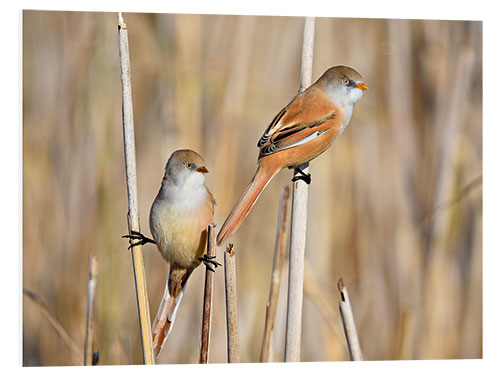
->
<box><xmin>124</xmin><ymin>149</ymin><xmax>218</xmax><ymax>357</ymax></box>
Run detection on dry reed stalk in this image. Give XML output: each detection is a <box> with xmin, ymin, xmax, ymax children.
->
<box><xmin>260</xmin><ymin>185</ymin><xmax>290</xmax><ymax>362</ymax></box>
<box><xmin>224</xmin><ymin>244</ymin><xmax>240</xmax><ymax>363</ymax></box>
<box><xmin>429</xmin><ymin>46</ymin><xmax>476</xmax><ymax>242</ymax></box>
<box><xmin>84</xmin><ymin>253</ymin><xmax>98</xmax><ymax>365</ymax></box>
<box><xmin>337</xmin><ymin>278</ymin><xmax>363</xmax><ymax>361</ymax></box>
<box><xmin>199</xmin><ymin>224</ymin><xmax>216</xmax><ymax>364</ymax></box>
<box><xmin>395</xmin><ymin>310</ymin><xmax>417</xmax><ymax>360</ymax></box>
<box><xmin>284</xmin><ymin>16</ymin><xmax>315</xmax><ymax>362</ymax></box>
<box><xmin>23</xmin><ymin>289</ymin><xmax>83</xmax><ymax>364</ymax></box>
<box><xmin>417</xmin><ymin>47</ymin><xmax>476</xmax><ymax>358</ymax></box>
<box><xmin>117</xmin><ymin>12</ymin><xmax>155</xmax><ymax>365</ymax></box>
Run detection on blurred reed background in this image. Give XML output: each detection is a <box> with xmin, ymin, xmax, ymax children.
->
<box><xmin>22</xmin><ymin>10</ymin><xmax>482</xmax><ymax>366</ymax></box>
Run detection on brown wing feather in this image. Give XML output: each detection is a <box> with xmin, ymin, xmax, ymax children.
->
<box><xmin>257</xmin><ymin>105</ymin><xmax>290</xmax><ymax>147</ymax></box>
<box><xmin>258</xmin><ymin>86</ymin><xmax>336</xmax><ymax>156</ymax></box>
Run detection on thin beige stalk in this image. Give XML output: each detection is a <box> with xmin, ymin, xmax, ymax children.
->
<box><xmin>199</xmin><ymin>224</ymin><xmax>216</xmax><ymax>364</ymax></box>
<box><xmin>337</xmin><ymin>278</ymin><xmax>363</xmax><ymax>360</ymax></box>
<box><xmin>284</xmin><ymin>16</ymin><xmax>315</xmax><ymax>362</ymax></box>
<box><xmin>224</xmin><ymin>244</ymin><xmax>240</xmax><ymax>363</ymax></box>
<box><xmin>117</xmin><ymin>12</ymin><xmax>155</xmax><ymax>365</ymax></box>
<box><xmin>84</xmin><ymin>253</ymin><xmax>98</xmax><ymax>365</ymax></box>
<box><xmin>260</xmin><ymin>185</ymin><xmax>290</xmax><ymax>362</ymax></box>
<box><xmin>23</xmin><ymin>289</ymin><xmax>83</xmax><ymax>364</ymax></box>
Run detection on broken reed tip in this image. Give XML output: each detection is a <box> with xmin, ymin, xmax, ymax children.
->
<box><xmin>337</xmin><ymin>278</ymin><xmax>345</xmax><ymax>292</ymax></box>
<box><xmin>117</xmin><ymin>13</ymin><xmax>127</xmax><ymax>29</ymax></box>
<box><xmin>226</xmin><ymin>243</ymin><xmax>235</xmax><ymax>256</ymax></box>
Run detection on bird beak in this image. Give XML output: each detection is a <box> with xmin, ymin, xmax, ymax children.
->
<box><xmin>196</xmin><ymin>166</ymin><xmax>209</xmax><ymax>174</ymax></box>
<box><xmin>356</xmin><ymin>82</ymin><xmax>368</xmax><ymax>90</ymax></box>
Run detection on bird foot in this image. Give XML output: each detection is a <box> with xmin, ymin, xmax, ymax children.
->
<box><xmin>199</xmin><ymin>254</ymin><xmax>221</xmax><ymax>272</ymax></box>
<box><xmin>122</xmin><ymin>230</ymin><xmax>156</xmax><ymax>249</ymax></box>
<box><xmin>292</xmin><ymin>168</ymin><xmax>312</xmax><ymax>185</ymax></box>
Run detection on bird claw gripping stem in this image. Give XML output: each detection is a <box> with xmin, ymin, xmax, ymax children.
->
<box><xmin>199</xmin><ymin>254</ymin><xmax>222</xmax><ymax>272</ymax></box>
<box><xmin>122</xmin><ymin>230</ymin><xmax>156</xmax><ymax>249</ymax></box>
<box><xmin>292</xmin><ymin>168</ymin><xmax>312</xmax><ymax>185</ymax></box>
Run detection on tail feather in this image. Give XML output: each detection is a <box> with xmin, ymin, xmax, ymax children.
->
<box><xmin>152</xmin><ymin>267</ymin><xmax>192</xmax><ymax>357</ymax></box>
<box><xmin>217</xmin><ymin>160</ymin><xmax>281</xmax><ymax>245</ymax></box>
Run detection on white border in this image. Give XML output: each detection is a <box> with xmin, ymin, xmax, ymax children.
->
<box><xmin>5</xmin><ymin>1</ymin><xmax>499</xmax><ymax>373</ymax></box>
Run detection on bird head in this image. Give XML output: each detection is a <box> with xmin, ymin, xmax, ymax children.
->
<box><xmin>317</xmin><ymin>65</ymin><xmax>368</xmax><ymax>109</ymax></box>
<box><xmin>164</xmin><ymin>149</ymin><xmax>209</xmax><ymax>188</ymax></box>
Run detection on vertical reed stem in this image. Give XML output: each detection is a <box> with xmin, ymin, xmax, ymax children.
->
<box><xmin>284</xmin><ymin>16</ymin><xmax>315</xmax><ymax>362</ymax></box>
<box><xmin>224</xmin><ymin>244</ymin><xmax>240</xmax><ymax>363</ymax></box>
<box><xmin>337</xmin><ymin>278</ymin><xmax>363</xmax><ymax>360</ymax></box>
<box><xmin>199</xmin><ymin>224</ymin><xmax>216</xmax><ymax>364</ymax></box>
<box><xmin>118</xmin><ymin>12</ymin><xmax>155</xmax><ymax>365</ymax></box>
<box><xmin>84</xmin><ymin>253</ymin><xmax>98</xmax><ymax>365</ymax></box>
<box><xmin>260</xmin><ymin>185</ymin><xmax>290</xmax><ymax>362</ymax></box>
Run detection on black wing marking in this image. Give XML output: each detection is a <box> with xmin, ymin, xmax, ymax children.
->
<box><xmin>257</xmin><ymin>106</ymin><xmax>288</xmax><ymax>147</ymax></box>
<box><xmin>259</xmin><ymin>114</ymin><xmax>335</xmax><ymax>156</ymax></box>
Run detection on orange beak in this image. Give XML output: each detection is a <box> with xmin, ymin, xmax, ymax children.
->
<box><xmin>196</xmin><ymin>166</ymin><xmax>209</xmax><ymax>174</ymax></box>
<box><xmin>356</xmin><ymin>82</ymin><xmax>368</xmax><ymax>90</ymax></box>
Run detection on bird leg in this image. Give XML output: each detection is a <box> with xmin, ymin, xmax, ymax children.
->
<box><xmin>122</xmin><ymin>230</ymin><xmax>156</xmax><ymax>249</ymax></box>
<box><xmin>199</xmin><ymin>254</ymin><xmax>221</xmax><ymax>272</ymax></box>
<box><xmin>292</xmin><ymin>167</ymin><xmax>312</xmax><ymax>185</ymax></box>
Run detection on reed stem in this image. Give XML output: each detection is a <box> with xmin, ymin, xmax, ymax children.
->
<box><xmin>84</xmin><ymin>253</ymin><xmax>98</xmax><ymax>365</ymax></box>
<box><xmin>284</xmin><ymin>16</ymin><xmax>315</xmax><ymax>362</ymax></box>
<box><xmin>260</xmin><ymin>185</ymin><xmax>290</xmax><ymax>362</ymax></box>
<box><xmin>118</xmin><ymin>12</ymin><xmax>155</xmax><ymax>365</ymax></box>
<box><xmin>199</xmin><ymin>224</ymin><xmax>216</xmax><ymax>364</ymax></box>
<box><xmin>224</xmin><ymin>244</ymin><xmax>240</xmax><ymax>363</ymax></box>
<box><xmin>338</xmin><ymin>278</ymin><xmax>363</xmax><ymax>360</ymax></box>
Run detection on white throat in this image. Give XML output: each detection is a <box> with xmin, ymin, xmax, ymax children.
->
<box><xmin>326</xmin><ymin>85</ymin><xmax>364</xmax><ymax>130</ymax></box>
<box><xmin>160</xmin><ymin>171</ymin><xmax>207</xmax><ymax>211</ymax></box>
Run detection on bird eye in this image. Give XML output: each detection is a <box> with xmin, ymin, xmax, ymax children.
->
<box><xmin>342</xmin><ymin>78</ymin><xmax>350</xmax><ymax>85</ymax></box>
<box><xmin>185</xmin><ymin>163</ymin><xmax>192</xmax><ymax>169</ymax></box>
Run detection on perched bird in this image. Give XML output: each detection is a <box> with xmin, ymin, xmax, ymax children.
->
<box><xmin>216</xmin><ymin>65</ymin><xmax>367</xmax><ymax>246</ymax></box>
<box><xmin>124</xmin><ymin>149</ymin><xmax>218</xmax><ymax>357</ymax></box>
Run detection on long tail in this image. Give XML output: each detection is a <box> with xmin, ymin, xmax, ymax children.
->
<box><xmin>152</xmin><ymin>267</ymin><xmax>192</xmax><ymax>357</ymax></box>
<box><xmin>217</xmin><ymin>159</ymin><xmax>281</xmax><ymax>246</ymax></box>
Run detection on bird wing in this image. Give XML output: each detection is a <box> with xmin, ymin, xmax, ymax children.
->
<box><xmin>257</xmin><ymin>86</ymin><xmax>337</xmax><ymax>156</ymax></box>
<box><xmin>206</xmin><ymin>186</ymin><xmax>217</xmax><ymax>208</ymax></box>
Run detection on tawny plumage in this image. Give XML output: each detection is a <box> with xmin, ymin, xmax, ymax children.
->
<box><xmin>126</xmin><ymin>149</ymin><xmax>216</xmax><ymax>357</ymax></box>
<box><xmin>216</xmin><ymin>66</ymin><xmax>367</xmax><ymax>246</ymax></box>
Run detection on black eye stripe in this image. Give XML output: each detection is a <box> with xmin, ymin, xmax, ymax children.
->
<box><xmin>342</xmin><ymin>77</ymin><xmax>356</xmax><ymax>87</ymax></box>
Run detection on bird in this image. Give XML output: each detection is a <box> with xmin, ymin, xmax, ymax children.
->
<box><xmin>216</xmin><ymin>65</ymin><xmax>367</xmax><ymax>246</ymax></box>
<box><xmin>123</xmin><ymin>149</ymin><xmax>218</xmax><ymax>357</ymax></box>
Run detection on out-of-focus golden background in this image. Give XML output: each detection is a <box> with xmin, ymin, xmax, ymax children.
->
<box><xmin>22</xmin><ymin>11</ymin><xmax>482</xmax><ymax>366</ymax></box>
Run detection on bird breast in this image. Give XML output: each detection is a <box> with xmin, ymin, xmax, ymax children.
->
<box><xmin>149</xmin><ymin>183</ymin><xmax>212</xmax><ymax>268</ymax></box>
